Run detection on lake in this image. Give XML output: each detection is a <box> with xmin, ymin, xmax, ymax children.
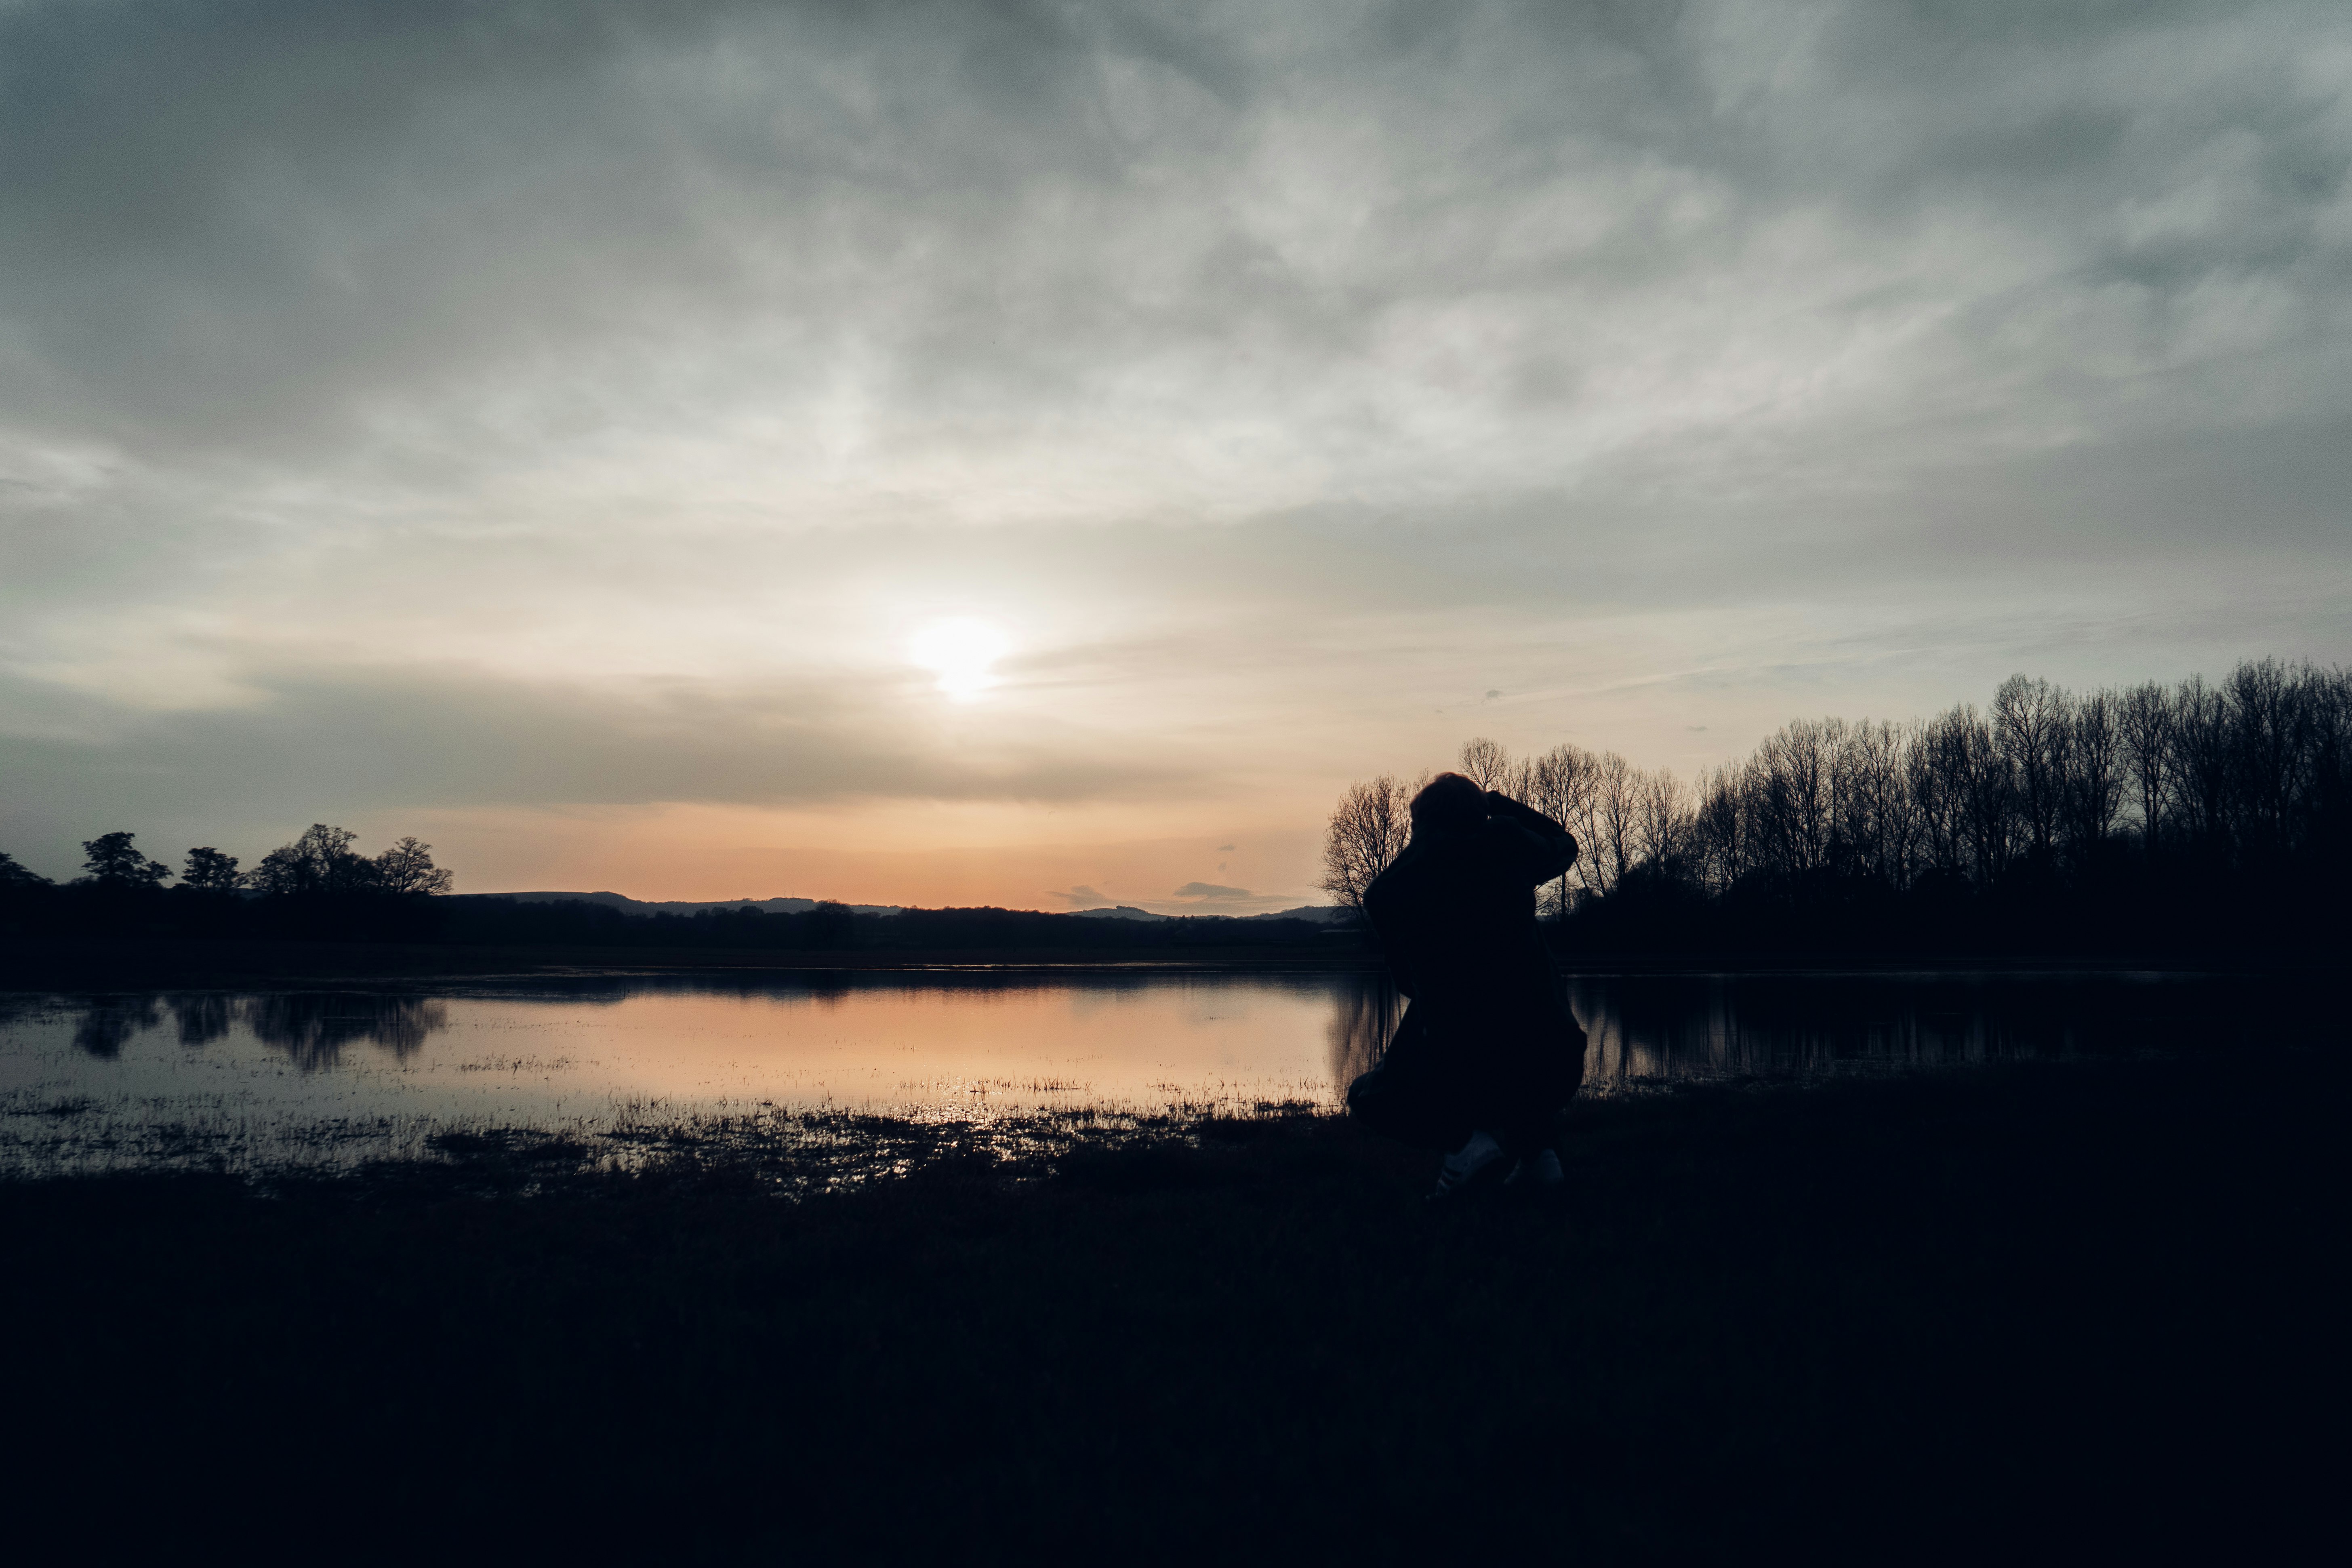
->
<box><xmin>0</xmin><ymin>967</ymin><xmax>2282</xmax><ymax>1177</ymax></box>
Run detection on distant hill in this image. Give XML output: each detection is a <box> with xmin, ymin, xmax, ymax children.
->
<box><xmin>469</xmin><ymin>892</ymin><xmax>1346</xmax><ymax>923</ymax></box>
<box><xmin>473</xmin><ymin>891</ymin><xmax>906</xmax><ymax>917</ymax></box>
<box><xmin>1247</xmin><ymin>905</ymin><xmax>1351</xmax><ymax>925</ymax></box>
<box><xmin>1046</xmin><ymin>903</ymin><xmax>1351</xmax><ymax>922</ymax></box>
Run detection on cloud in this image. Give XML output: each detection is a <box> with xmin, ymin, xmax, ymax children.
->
<box><xmin>0</xmin><ymin>655</ymin><xmax>1203</xmax><ymax>823</ymax></box>
<box><xmin>1045</xmin><ymin>885</ymin><xmax>1114</xmax><ymax>909</ymax></box>
<box><xmin>1170</xmin><ymin>881</ymin><xmax>1252</xmax><ymax>903</ymax></box>
<box><xmin>3</xmin><ymin>0</ymin><xmax>2350</xmax><ymax>891</ymax></box>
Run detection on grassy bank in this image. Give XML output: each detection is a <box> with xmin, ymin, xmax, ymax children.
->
<box><xmin>2</xmin><ymin>1050</ymin><xmax>2335</xmax><ymax>1556</ymax></box>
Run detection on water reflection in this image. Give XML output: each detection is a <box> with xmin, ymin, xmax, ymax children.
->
<box><xmin>242</xmin><ymin>995</ymin><xmax>448</xmax><ymax>1069</ymax></box>
<box><xmin>1326</xmin><ymin>973</ymin><xmax>1403</xmax><ymax>1090</ymax></box>
<box><xmin>26</xmin><ymin>969</ymin><xmax>2273</xmax><ymax>1085</ymax></box>
<box><xmin>1325</xmin><ymin>968</ymin><xmax>2278</xmax><ymax>1094</ymax></box>
<box><xmin>1</xmin><ymin>968</ymin><xmax>2302</xmax><ymax>1183</ymax></box>
<box><xmin>54</xmin><ymin>991</ymin><xmax>452</xmax><ymax>1067</ymax></box>
<box><xmin>168</xmin><ymin>993</ymin><xmax>237</xmax><ymax>1048</ymax></box>
<box><xmin>72</xmin><ymin>996</ymin><xmax>163</xmax><ymax>1060</ymax></box>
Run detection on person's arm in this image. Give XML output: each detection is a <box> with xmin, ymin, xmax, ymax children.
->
<box><xmin>1484</xmin><ymin>791</ymin><xmax>1578</xmax><ymax>884</ymax></box>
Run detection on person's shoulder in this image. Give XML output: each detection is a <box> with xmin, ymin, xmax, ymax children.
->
<box><xmin>1470</xmin><ymin>817</ymin><xmax>1540</xmax><ymax>852</ymax></box>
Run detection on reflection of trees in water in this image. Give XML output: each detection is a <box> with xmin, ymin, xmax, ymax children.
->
<box><xmin>244</xmin><ymin>994</ymin><xmax>449</xmax><ymax>1071</ymax></box>
<box><xmin>1560</xmin><ymin>974</ymin><xmax>2238</xmax><ymax>1086</ymax></box>
<box><xmin>1326</xmin><ymin>973</ymin><xmax>1403</xmax><ymax>1090</ymax></box>
<box><xmin>72</xmin><ymin>997</ymin><xmax>163</xmax><ymax>1059</ymax></box>
<box><xmin>55</xmin><ymin>992</ymin><xmax>450</xmax><ymax>1067</ymax></box>
<box><xmin>169</xmin><ymin>993</ymin><xmax>238</xmax><ymax>1047</ymax></box>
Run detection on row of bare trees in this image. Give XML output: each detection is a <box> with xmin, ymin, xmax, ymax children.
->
<box><xmin>1320</xmin><ymin>735</ymin><xmax>1699</xmax><ymax>914</ymax></box>
<box><xmin>1323</xmin><ymin>659</ymin><xmax>2352</xmax><ymax>914</ymax></box>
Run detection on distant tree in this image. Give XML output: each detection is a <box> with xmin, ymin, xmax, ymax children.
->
<box><xmin>1755</xmin><ymin>721</ymin><xmax>1835</xmax><ymax>878</ymax></box>
<box><xmin>1524</xmin><ymin>743</ymin><xmax>1599</xmax><ymax>913</ymax></box>
<box><xmin>1319</xmin><ymin>774</ymin><xmax>1414</xmax><ymax>913</ymax></box>
<box><xmin>0</xmin><ymin>849</ymin><xmax>52</xmax><ymax>888</ymax></box>
<box><xmin>249</xmin><ymin>824</ymin><xmax>377</xmax><ymax>896</ymax></box>
<box><xmin>2168</xmin><ymin>676</ymin><xmax>2232</xmax><ymax>848</ymax></box>
<box><xmin>2118</xmin><ymin>681</ymin><xmax>2173</xmax><ymax>855</ymax></box>
<box><xmin>181</xmin><ymin>846</ymin><xmax>244</xmax><ymax>892</ymax></box>
<box><xmin>1993</xmin><ymin>675</ymin><xmax>2072</xmax><ymax>863</ymax></box>
<box><xmin>1836</xmin><ymin>720</ymin><xmax>1916</xmax><ymax>884</ymax></box>
<box><xmin>372</xmin><ymin>837</ymin><xmax>454</xmax><ymax>896</ymax></box>
<box><xmin>1633</xmin><ymin>766</ymin><xmax>1691</xmax><ymax>871</ymax></box>
<box><xmin>2223</xmin><ymin>658</ymin><xmax>2299</xmax><ymax>860</ymax></box>
<box><xmin>2065</xmin><ymin>688</ymin><xmax>2125</xmax><ymax>863</ymax></box>
<box><xmin>81</xmin><ymin>831</ymin><xmax>172</xmax><ymax>888</ymax></box>
<box><xmin>1584</xmin><ymin>751</ymin><xmax>1639</xmax><ymax>894</ymax></box>
<box><xmin>1457</xmin><ymin>737</ymin><xmax>1514</xmax><ymax>792</ymax></box>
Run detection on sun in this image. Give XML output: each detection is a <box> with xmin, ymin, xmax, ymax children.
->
<box><xmin>909</xmin><ymin>617</ymin><xmax>1010</xmax><ymax>699</ymax></box>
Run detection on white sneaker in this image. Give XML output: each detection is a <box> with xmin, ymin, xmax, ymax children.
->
<box><xmin>1431</xmin><ymin>1130</ymin><xmax>1507</xmax><ymax>1200</ymax></box>
<box><xmin>1506</xmin><ymin>1148</ymin><xmax>1564</xmax><ymax>1189</ymax></box>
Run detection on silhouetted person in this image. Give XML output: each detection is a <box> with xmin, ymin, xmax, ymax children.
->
<box><xmin>1347</xmin><ymin>772</ymin><xmax>1586</xmax><ymax>1198</ymax></box>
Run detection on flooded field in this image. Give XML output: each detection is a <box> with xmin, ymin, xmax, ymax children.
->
<box><xmin>0</xmin><ymin>967</ymin><xmax>2294</xmax><ymax>1177</ymax></box>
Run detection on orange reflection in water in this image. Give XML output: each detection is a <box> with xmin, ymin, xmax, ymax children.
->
<box><xmin>433</xmin><ymin>979</ymin><xmax>1344</xmax><ymax>1115</ymax></box>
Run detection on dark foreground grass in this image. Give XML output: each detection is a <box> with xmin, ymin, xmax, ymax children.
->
<box><xmin>2</xmin><ymin>1053</ymin><xmax>2339</xmax><ymax>1560</ymax></box>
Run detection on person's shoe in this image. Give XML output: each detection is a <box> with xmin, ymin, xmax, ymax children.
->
<box><xmin>1505</xmin><ymin>1148</ymin><xmax>1564</xmax><ymax>1191</ymax></box>
<box><xmin>1430</xmin><ymin>1130</ymin><xmax>1507</xmax><ymax>1200</ymax></box>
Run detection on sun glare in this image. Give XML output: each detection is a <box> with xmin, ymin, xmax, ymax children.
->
<box><xmin>909</xmin><ymin>617</ymin><xmax>1009</xmax><ymax>699</ymax></box>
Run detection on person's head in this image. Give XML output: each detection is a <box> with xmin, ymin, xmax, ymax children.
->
<box><xmin>1409</xmin><ymin>772</ymin><xmax>1487</xmax><ymax>836</ymax></box>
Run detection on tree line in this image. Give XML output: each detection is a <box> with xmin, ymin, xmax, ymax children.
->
<box><xmin>1323</xmin><ymin>658</ymin><xmax>2351</xmax><ymax>957</ymax></box>
<box><xmin>0</xmin><ymin>824</ymin><xmax>454</xmax><ymax>941</ymax></box>
<box><xmin>443</xmin><ymin>897</ymin><xmax>1346</xmax><ymax>953</ymax></box>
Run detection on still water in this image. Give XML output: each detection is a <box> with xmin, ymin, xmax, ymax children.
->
<box><xmin>0</xmin><ymin>968</ymin><xmax>2266</xmax><ymax>1176</ymax></box>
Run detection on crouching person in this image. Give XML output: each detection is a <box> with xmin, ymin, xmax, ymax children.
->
<box><xmin>1346</xmin><ymin>772</ymin><xmax>1586</xmax><ymax>1198</ymax></box>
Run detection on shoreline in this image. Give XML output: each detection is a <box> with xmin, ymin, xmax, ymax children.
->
<box><xmin>2</xmin><ymin>936</ymin><xmax>2329</xmax><ymax>990</ymax></box>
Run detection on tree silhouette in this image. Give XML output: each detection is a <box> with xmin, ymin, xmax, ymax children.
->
<box><xmin>81</xmin><ymin>831</ymin><xmax>171</xmax><ymax>887</ymax></box>
<box><xmin>1319</xmin><ymin>774</ymin><xmax>1414</xmax><ymax>913</ymax></box>
<box><xmin>249</xmin><ymin>824</ymin><xmax>374</xmax><ymax>895</ymax></box>
<box><xmin>1328</xmin><ymin>657</ymin><xmax>2351</xmax><ymax>953</ymax></box>
<box><xmin>0</xmin><ymin>850</ymin><xmax>50</xmax><ymax>888</ymax></box>
<box><xmin>372</xmin><ymin>836</ymin><xmax>454</xmax><ymax>895</ymax></box>
<box><xmin>181</xmin><ymin>846</ymin><xmax>244</xmax><ymax>892</ymax></box>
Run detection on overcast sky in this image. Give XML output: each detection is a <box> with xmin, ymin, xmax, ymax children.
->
<box><xmin>4</xmin><ymin>0</ymin><xmax>2349</xmax><ymax>908</ymax></box>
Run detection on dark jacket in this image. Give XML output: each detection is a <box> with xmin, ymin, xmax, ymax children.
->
<box><xmin>1363</xmin><ymin>795</ymin><xmax>1577</xmax><ymax>1005</ymax></box>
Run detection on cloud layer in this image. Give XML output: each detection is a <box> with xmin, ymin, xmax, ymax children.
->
<box><xmin>4</xmin><ymin>1</ymin><xmax>2349</xmax><ymax>897</ymax></box>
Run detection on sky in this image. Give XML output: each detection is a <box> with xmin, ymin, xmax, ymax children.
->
<box><xmin>4</xmin><ymin>0</ymin><xmax>2350</xmax><ymax>911</ymax></box>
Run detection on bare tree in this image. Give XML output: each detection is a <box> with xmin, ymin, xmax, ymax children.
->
<box><xmin>1457</xmin><ymin>737</ymin><xmax>1513</xmax><ymax>792</ymax></box>
<box><xmin>1832</xmin><ymin>720</ymin><xmax>1911</xmax><ymax>883</ymax></box>
<box><xmin>1522</xmin><ymin>743</ymin><xmax>1596</xmax><ymax>915</ymax></box>
<box><xmin>374</xmin><ymin>837</ymin><xmax>455</xmax><ymax>896</ymax></box>
<box><xmin>2065</xmin><ymin>688</ymin><xmax>2124</xmax><ymax>863</ymax></box>
<box><xmin>2224</xmin><ymin>657</ymin><xmax>2300</xmax><ymax>859</ymax></box>
<box><xmin>1319</xmin><ymin>775</ymin><xmax>1414</xmax><ymax>913</ymax></box>
<box><xmin>1633</xmin><ymin>767</ymin><xmax>1691</xmax><ymax>869</ymax></box>
<box><xmin>1756</xmin><ymin>719</ymin><xmax>1837</xmax><ymax>876</ymax></box>
<box><xmin>1586</xmin><ymin>751</ymin><xmax>1638</xmax><ymax>894</ymax></box>
<box><xmin>1993</xmin><ymin>675</ymin><xmax>2072</xmax><ymax>862</ymax></box>
<box><xmin>2118</xmin><ymin>681</ymin><xmax>2173</xmax><ymax>854</ymax></box>
<box><xmin>1687</xmin><ymin>763</ymin><xmax>1752</xmax><ymax>893</ymax></box>
<box><xmin>2168</xmin><ymin>676</ymin><xmax>2231</xmax><ymax>846</ymax></box>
